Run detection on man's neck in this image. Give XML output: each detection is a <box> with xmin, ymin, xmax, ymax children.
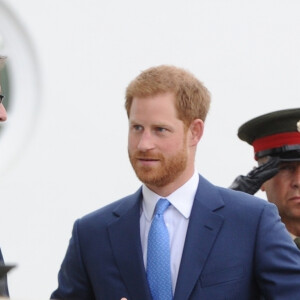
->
<box><xmin>284</xmin><ymin>221</ymin><xmax>300</xmax><ymax>237</ymax></box>
<box><xmin>146</xmin><ymin>169</ymin><xmax>196</xmax><ymax>197</ymax></box>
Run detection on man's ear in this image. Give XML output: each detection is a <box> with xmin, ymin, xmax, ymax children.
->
<box><xmin>260</xmin><ymin>183</ymin><xmax>266</xmax><ymax>192</ymax></box>
<box><xmin>189</xmin><ymin>119</ymin><xmax>204</xmax><ymax>146</ymax></box>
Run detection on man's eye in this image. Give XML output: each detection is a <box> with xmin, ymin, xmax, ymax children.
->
<box><xmin>133</xmin><ymin>125</ymin><xmax>143</xmax><ymax>131</ymax></box>
<box><xmin>156</xmin><ymin>127</ymin><xmax>167</xmax><ymax>133</ymax></box>
<box><xmin>280</xmin><ymin>165</ymin><xmax>289</xmax><ymax>170</ymax></box>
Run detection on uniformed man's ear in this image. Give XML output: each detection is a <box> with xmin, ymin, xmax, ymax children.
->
<box><xmin>260</xmin><ymin>183</ymin><xmax>266</xmax><ymax>192</ymax></box>
<box><xmin>189</xmin><ymin>119</ymin><xmax>204</xmax><ymax>146</ymax></box>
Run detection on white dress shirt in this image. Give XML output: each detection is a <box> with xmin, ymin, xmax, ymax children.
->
<box><xmin>140</xmin><ymin>171</ymin><xmax>199</xmax><ymax>294</ymax></box>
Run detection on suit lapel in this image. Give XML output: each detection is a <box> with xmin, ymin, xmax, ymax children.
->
<box><xmin>174</xmin><ymin>175</ymin><xmax>225</xmax><ymax>300</ymax></box>
<box><xmin>108</xmin><ymin>189</ymin><xmax>152</xmax><ymax>300</ymax></box>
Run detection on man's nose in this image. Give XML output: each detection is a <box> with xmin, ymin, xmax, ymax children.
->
<box><xmin>292</xmin><ymin>165</ymin><xmax>300</xmax><ymax>188</ymax></box>
<box><xmin>0</xmin><ymin>103</ymin><xmax>7</xmax><ymax>122</ymax></box>
<box><xmin>137</xmin><ymin>131</ymin><xmax>155</xmax><ymax>151</ymax></box>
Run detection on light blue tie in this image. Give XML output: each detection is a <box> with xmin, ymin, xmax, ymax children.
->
<box><xmin>147</xmin><ymin>198</ymin><xmax>173</xmax><ymax>300</ymax></box>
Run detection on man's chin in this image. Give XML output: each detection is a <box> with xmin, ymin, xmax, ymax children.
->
<box><xmin>136</xmin><ymin>173</ymin><xmax>158</xmax><ymax>185</ymax></box>
<box><xmin>135</xmin><ymin>171</ymin><xmax>167</xmax><ymax>187</ymax></box>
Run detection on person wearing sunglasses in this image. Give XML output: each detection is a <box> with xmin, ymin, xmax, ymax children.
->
<box><xmin>0</xmin><ymin>55</ymin><xmax>9</xmax><ymax>297</ymax></box>
<box><xmin>0</xmin><ymin>56</ymin><xmax>7</xmax><ymax>122</ymax></box>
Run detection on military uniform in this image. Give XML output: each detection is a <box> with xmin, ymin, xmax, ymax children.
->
<box><xmin>232</xmin><ymin>108</ymin><xmax>300</xmax><ymax>247</ymax></box>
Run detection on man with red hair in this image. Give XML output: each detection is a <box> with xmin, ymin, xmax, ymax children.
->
<box><xmin>52</xmin><ymin>67</ymin><xmax>300</xmax><ymax>299</ymax></box>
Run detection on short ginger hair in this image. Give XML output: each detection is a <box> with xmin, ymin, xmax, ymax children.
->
<box><xmin>125</xmin><ymin>65</ymin><xmax>211</xmax><ymax>127</ymax></box>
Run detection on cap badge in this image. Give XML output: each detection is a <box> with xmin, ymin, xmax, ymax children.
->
<box><xmin>297</xmin><ymin>120</ymin><xmax>300</xmax><ymax>132</ymax></box>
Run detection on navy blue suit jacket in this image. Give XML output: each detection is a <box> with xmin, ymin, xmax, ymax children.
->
<box><xmin>51</xmin><ymin>175</ymin><xmax>300</xmax><ymax>299</ymax></box>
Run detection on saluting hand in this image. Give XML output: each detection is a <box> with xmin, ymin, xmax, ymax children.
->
<box><xmin>229</xmin><ymin>156</ymin><xmax>280</xmax><ymax>195</ymax></box>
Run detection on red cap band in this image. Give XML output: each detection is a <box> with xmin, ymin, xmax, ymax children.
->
<box><xmin>253</xmin><ymin>132</ymin><xmax>300</xmax><ymax>153</ymax></box>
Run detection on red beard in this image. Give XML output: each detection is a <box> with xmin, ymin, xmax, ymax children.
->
<box><xmin>128</xmin><ymin>148</ymin><xmax>188</xmax><ymax>188</ymax></box>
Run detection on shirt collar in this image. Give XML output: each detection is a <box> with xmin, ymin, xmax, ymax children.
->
<box><xmin>290</xmin><ymin>232</ymin><xmax>298</xmax><ymax>240</ymax></box>
<box><xmin>142</xmin><ymin>171</ymin><xmax>199</xmax><ymax>221</ymax></box>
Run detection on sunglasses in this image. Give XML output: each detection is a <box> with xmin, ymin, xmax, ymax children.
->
<box><xmin>0</xmin><ymin>94</ymin><xmax>4</xmax><ymax>104</ymax></box>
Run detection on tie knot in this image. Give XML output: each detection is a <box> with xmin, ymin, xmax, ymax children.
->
<box><xmin>154</xmin><ymin>198</ymin><xmax>170</xmax><ymax>216</ymax></box>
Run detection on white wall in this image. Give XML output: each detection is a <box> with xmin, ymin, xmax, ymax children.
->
<box><xmin>0</xmin><ymin>0</ymin><xmax>300</xmax><ymax>298</ymax></box>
